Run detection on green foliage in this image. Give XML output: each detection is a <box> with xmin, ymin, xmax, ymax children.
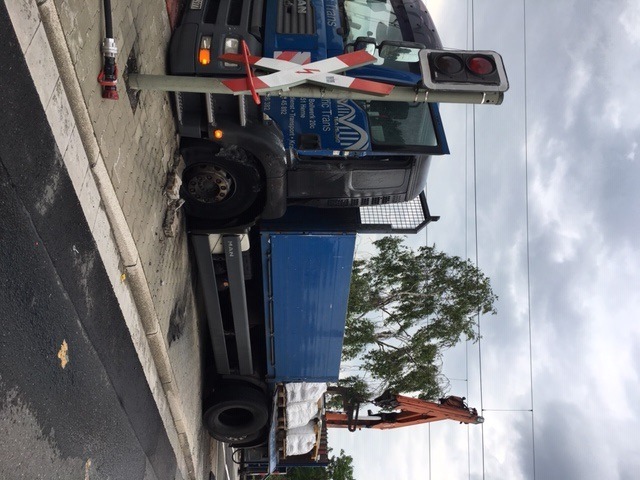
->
<box><xmin>327</xmin><ymin>450</ymin><xmax>355</xmax><ymax>480</ymax></box>
<box><xmin>343</xmin><ymin>236</ymin><xmax>497</xmax><ymax>399</ymax></box>
<box><xmin>282</xmin><ymin>467</ymin><xmax>327</xmax><ymax>480</ymax></box>
<box><xmin>283</xmin><ymin>450</ymin><xmax>355</xmax><ymax>480</ymax></box>
<box><xmin>325</xmin><ymin>376</ymin><xmax>372</xmax><ymax>410</ymax></box>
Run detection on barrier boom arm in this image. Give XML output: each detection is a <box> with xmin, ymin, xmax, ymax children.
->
<box><xmin>127</xmin><ymin>73</ymin><xmax>502</xmax><ymax>105</ymax></box>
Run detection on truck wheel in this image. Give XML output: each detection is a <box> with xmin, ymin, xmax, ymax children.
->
<box><xmin>203</xmin><ymin>384</ymin><xmax>268</xmax><ymax>443</ymax></box>
<box><xmin>182</xmin><ymin>147</ymin><xmax>262</xmax><ymax>220</ymax></box>
<box><xmin>229</xmin><ymin>427</ymin><xmax>268</xmax><ymax>448</ymax></box>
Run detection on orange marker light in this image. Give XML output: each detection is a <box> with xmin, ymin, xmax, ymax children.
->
<box><xmin>199</xmin><ymin>36</ymin><xmax>212</xmax><ymax>65</ymax></box>
<box><xmin>213</xmin><ymin>129</ymin><xmax>223</xmax><ymax>139</ymax></box>
<box><xmin>199</xmin><ymin>49</ymin><xmax>211</xmax><ymax>65</ymax></box>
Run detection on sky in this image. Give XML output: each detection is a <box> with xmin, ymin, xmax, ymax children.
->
<box><xmin>332</xmin><ymin>0</ymin><xmax>640</xmax><ymax>478</ymax></box>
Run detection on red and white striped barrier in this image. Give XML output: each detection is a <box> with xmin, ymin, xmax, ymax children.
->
<box><xmin>219</xmin><ymin>48</ymin><xmax>394</xmax><ymax>98</ymax></box>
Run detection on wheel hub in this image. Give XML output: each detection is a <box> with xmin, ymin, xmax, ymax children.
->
<box><xmin>187</xmin><ymin>165</ymin><xmax>233</xmax><ymax>204</ymax></box>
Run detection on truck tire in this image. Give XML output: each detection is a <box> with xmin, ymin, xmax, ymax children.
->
<box><xmin>203</xmin><ymin>384</ymin><xmax>269</xmax><ymax>443</ymax></box>
<box><xmin>182</xmin><ymin>147</ymin><xmax>262</xmax><ymax>221</ymax></box>
<box><xmin>229</xmin><ymin>427</ymin><xmax>268</xmax><ymax>448</ymax></box>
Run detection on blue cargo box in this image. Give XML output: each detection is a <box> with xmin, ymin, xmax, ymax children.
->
<box><xmin>261</xmin><ymin>232</ymin><xmax>356</xmax><ymax>383</ymax></box>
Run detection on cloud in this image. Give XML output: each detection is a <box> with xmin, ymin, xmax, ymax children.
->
<box><xmin>520</xmin><ymin>402</ymin><xmax>600</xmax><ymax>480</ymax></box>
<box><xmin>527</xmin><ymin>125</ymin><xmax>596</xmax><ymax>263</ymax></box>
<box><xmin>515</xmin><ymin>395</ymin><xmax>640</xmax><ymax>480</ymax></box>
<box><xmin>338</xmin><ymin>1</ymin><xmax>640</xmax><ymax>479</ymax></box>
<box><xmin>434</xmin><ymin>0</ymin><xmax>640</xmax><ymax>477</ymax></box>
<box><xmin>625</xmin><ymin>142</ymin><xmax>637</xmax><ymax>161</ymax></box>
<box><xmin>618</xmin><ymin>0</ymin><xmax>640</xmax><ymax>45</ymax></box>
<box><xmin>512</xmin><ymin>127</ymin><xmax>640</xmax><ymax>477</ymax></box>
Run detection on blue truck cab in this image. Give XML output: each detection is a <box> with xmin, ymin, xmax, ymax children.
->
<box><xmin>170</xmin><ymin>0</ymin><xmax>448</xmax><ymax>229</ymax></box>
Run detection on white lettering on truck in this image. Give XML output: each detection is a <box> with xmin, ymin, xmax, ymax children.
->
<box><xmin>325</xmin><ymin>0</ymin><xmax>338</xmax><ymax>27</ymax></box>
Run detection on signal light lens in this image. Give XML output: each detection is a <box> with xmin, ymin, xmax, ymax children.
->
<box><xmin>434</xmin><ymin>54</ymin><xmax>463</xmax><ymax>74</ymax></box>
<box><xmin>213</xmin><ymin>129</ymin><xmax>224</xmax><ymax>139</ymax></box>
<box><xmin>199</xmin><ymin>36</ymin><xmax>212</xmax><ymax>65</ymax></box>
<box><xmin>467</xmin><ymin>56</ymin><xmax>495</xmax><ymax>75</ymax></box>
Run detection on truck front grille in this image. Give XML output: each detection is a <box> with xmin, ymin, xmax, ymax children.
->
<box><xmin>276</xmin><ymin>0</ymin><xmax>316</xmax><ymax>34</ymax></box>
<box><xmin>205</xmin><ymin>0</ymin><xmax>246</xmax><ymax>25</ymax></box>
<box><xmin>204</xmin><ymin>0</ymin><xmax>220</xmax><ymax>23</ymax></box>
<box><xmin>203</xmin><ymin>0</ymin><xmax>264</xmax><ymax>39</ymax></box>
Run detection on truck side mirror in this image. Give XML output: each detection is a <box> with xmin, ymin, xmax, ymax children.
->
<box><xmin>379</xmin><ymin>40</ymin><xmax>425</xmax><ymax>63</ymax></box>
<box><xmin>354</xmin><ymin>37</ymin><xmax>377</xmax><ymax>55</ymax></box>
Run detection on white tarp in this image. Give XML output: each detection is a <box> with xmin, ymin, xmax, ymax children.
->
<box><xmin>284</xmin><ymin>382</ymin><xmax>327</xmax><ymax>455</ymax></box>
<box><xmin>285</xmin><ymin>421</ymin><xmax>317</xmax><ymax>456</ymax></box>
<box><xmin>285</xmin><ymin>382</ymin><xmax>328</xmax><ymax>404</ymax></box>
<box><xmin>286</xmin><ymin>401</ymin><xmax>320</xmax><ymax>429</ymax></box>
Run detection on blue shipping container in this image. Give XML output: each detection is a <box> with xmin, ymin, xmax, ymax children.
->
<box><xmin>261</xmin><ymin>232</ymin><xmax>356</xmax><ymax>383</ymax></box>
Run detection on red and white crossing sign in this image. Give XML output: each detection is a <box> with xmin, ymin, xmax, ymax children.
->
<box><xmin>219</xmin><ymin>48</ymin><xmax>394</xmax><ymax>98</ymax></box>
<box><xmin>273</xmin><ymin>50</ymin><xmax>311</xmax><ymax>65</ymax></box>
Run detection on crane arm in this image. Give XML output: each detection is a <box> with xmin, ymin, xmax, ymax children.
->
<box><xmin>325</xmin><ymin>390</ymin><xmax>483</xmax><ymax>431</ymax></box>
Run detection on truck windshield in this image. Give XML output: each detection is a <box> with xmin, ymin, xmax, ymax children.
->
<box><xmin>357</xmin><ymin>100</ymin><xmax>437</xmax><ymax>148</ymax></box>
<box><xmin>342</xmin><ymin>1</ymin><xmax>441</xmax><ymax>151</ymax></box>
<box><xmin>343</xmin><ymin>0</ymin><xmax>404</xmax><ymax>67</ymax></box>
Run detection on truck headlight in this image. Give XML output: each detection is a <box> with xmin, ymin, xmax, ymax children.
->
<box><xmin>223</xmin><ymin>38</ymin><xmax>240</xmax><ymax>67</ymax></box>
<box><xmin>224</xmin><ymin>37</ymin><xmax>240</xmax><ymax>54</ymax></box>
<box><xmin>199</xmin><ymin>36</ymin><xmax>212</xmax><ymax>65</ymax></box>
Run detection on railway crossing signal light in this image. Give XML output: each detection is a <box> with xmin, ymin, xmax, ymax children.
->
<box><xmin>419</xmin><ymin>49</ymin><xmax>508</xmax><ymax>98</ymax></box>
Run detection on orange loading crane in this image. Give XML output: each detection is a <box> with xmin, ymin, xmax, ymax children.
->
<box><xmin>325</xmin><ymin>390</ymin><xmax>483</xmax><ymax>431</ymax></box>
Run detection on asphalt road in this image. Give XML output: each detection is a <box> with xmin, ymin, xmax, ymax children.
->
<box><xmin>0</xmin><ymin>4</ymin><xmax>178</xmax><ymax>479</ymax></box>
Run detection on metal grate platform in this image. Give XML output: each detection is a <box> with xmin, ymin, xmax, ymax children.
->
<box><xmin>358</xmin><ymin>192</ymin><xmax>439</xmax><ymax>234</ymax></box>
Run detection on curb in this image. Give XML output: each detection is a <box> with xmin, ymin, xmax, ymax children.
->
<box><xmin>21</xmin><ymin>1</ymin><xmax>198</xmax><ymax>478</ymax></box>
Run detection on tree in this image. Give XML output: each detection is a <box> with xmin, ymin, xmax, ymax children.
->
<box><xmin>282</xmin><ymin>466</ymin><xmax>327</xmax><ymax>480</ymax></box>
<box><xmin>284</xmin><ymin>450</ymin><xmax>355</xmax><ymax>480</ymax></box>
<box><xmin>325</xmin><ymin>376</ymin><xmax>372</xmax><ymax>411</ymax></box>
<box><xmin>342</xmin><ymin>236</ymin><xmax>497</xmax><ymax>400</ymax></box>
<box><xmin>327</xmin><ymin>450</ymin><xmax>355</xmax><ymax>480</ymax></box>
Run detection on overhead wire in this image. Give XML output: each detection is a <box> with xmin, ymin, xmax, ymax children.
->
<box><xmin>522</xmin><ymin>0</ymin><xmax>537</xmax><ymax>477</ymax></box>
<box><xmin>468</xmin><ymin>0</ymin><xmax>536</xmax><ymax>478</ymax></box>
<box><xmin>467</xmin><ymin>0</ymin><xmax>488</xmax><ymax>478</ymax></box>
<box><xmin>465</xmin><ymin>0</ymin><xmax>472</xmax><ymax>478</ymax></box>
<box><xmin>426</xmin><ymin>1</ymin><xmax>537</xmax><ymax>478</ymax></box>
<box><xmin>425</xmin><ymin>211</ymin><xmax>433</xmax><ymax>480</ymax></box>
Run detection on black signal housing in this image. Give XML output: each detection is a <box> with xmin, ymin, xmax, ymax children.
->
<box><xmin>419</xmin><ymin>49</ymin><xmax>509</xmax><ymax>94</ymax></box>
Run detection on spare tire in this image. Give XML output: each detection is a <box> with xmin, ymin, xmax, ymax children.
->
<box><xmin>203</xmin><ymin>384</ymin><xmax>269</xmax><ymax>443</ymax></box>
